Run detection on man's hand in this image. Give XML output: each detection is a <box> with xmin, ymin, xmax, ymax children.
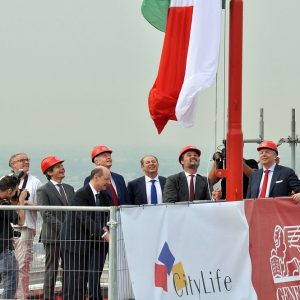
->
<box><xmin>101</xmin><ymin>226</ymin><xmax>110</xmax><ymax>242</ymax></box>
<box><xmin>292</xmin><ymin>193</ymin><xmax>300</xmax><ymax>204</ymax></box>
<box><xmin>212</xmin><ymin>188</ymin><xmax>222</xmax><ymax>201</ymax></box>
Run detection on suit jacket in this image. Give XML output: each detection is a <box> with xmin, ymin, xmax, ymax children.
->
<box><xmin>60</xmin><ymin>184</ymin><xmax>111</xmax><ymax>254</ymax></box>
<box><xmin>37</xmin><ymin>181</ymin><xmax>75</xmax><ymax>244</ymax></box>
<box><xmin>127</xmin><ymin>176</ymin><xmax>166</xmax><ymax>205</ymax></box>
<box><xmin>84</xmin><ymin>171</ymin><xmax>130</xmax><ymax>205</ymax></box>
<box><xmin>246</xmin><ymin>164</ymin><xmax>300</xmax><ymax>199</ymax></box>
<box><xmin>163</xmin><ymin>172</ymin><xmax>213</xmax><ymax>203</ymax></box>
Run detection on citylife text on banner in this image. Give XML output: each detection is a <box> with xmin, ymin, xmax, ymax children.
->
<box><xmin>120</xmin><ymin>202</ymin><xmax>257</xmax><ymax>300</ymax></box>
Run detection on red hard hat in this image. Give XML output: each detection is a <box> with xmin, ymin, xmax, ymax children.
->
<box><xmin>91</xmin><ymin>145</ymin><xmax>112</xmax><ymax>162</ymax></box>
<box><xmin>178</xmin><ymin>145</ymin><xmax>201</xmax><ymax>163</ymax></box>
<box><xmin>257</xmin><ymin>140</ymin><xmax>278</xmax><ymax>154</ymax></box>
<box><xmin>41</xmin><ymin>155</ymin><xmax>64</xmax><ymax>174</ymax></box>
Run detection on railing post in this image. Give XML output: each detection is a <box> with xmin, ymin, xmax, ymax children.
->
<box><xmin>108</xmin><ymin>206</ymin><xmax>118</xmax><ymax>300</ymax></box>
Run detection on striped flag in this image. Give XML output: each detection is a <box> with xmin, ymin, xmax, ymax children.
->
<box><xmin>148</xmin><ymin>0</ymin><xmax>221</xmax><ymax>133</ymax></box>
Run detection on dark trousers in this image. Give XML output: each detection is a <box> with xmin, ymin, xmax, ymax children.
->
<box><xmin>62</xmin><ymin>242</ymin><xmax>108</xmax><ymax>300</ymax></box>
<box><xmin>43</xmin><ymin>243</ymin><xmax>61</xmax><ymax>300</ymax></box>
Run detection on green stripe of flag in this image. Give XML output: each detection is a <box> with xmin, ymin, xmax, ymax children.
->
<box><xmin>141</xmin><ymin>0</ymin><xmax>170</xmax><ymax>32</ymax></box>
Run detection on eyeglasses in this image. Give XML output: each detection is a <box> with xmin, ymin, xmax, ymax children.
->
<box><xmin>13</xmin><ymin>158</ymin><xmax>30</xmax><ymax>163</ymax></box>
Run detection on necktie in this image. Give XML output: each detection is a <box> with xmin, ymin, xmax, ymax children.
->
<box><xmin>259</xmin><ymin>169</ymin><xmax>270</xmax><ymax>198</ymax></box>
<box><xmin>95</xmin><ymin>193</ymin><xmax>101</xmax><ymax>206</ymax></box>
<box><xmin>95</xmin><ymin>193</ymin><xmax>101</xmax><ymax>223</ymax></box>
<box><xmin>57</xmin><ymin>184</ymin><xmax>68</xmax><ymax>205</ymax></box>
<box><xmin>189</xmin><ymin>175</ymin><xmax>195</xmax><ymax>201</ymax></box>
<box><xmin>108</xmin><ymin>184</ymin><xmax>119</xmax><ymax>206</ymax></box>
<box><xmin>150</xmin><ymin>180</ymin><xmax>158</xmax><ymax>204</ymax></box>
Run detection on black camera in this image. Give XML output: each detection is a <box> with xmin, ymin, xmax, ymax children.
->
<box><xmin>10</xmin><ymin>170</ymin><xmax>30</xmax><ymax>201</ymax></box>
<box><xmin>212</xmin><ymin>146</ymin><xmax>226</xmax><ymax>169</ymax></box>
<box><xmin>13</xmin><ymin>230</ymin><xmax>21</xmax><ymax>238</ymax></box>
<box><xmin>11</xmin><ymin>189</ymin><xmax>30</xmax><ymax>202</ymax></box>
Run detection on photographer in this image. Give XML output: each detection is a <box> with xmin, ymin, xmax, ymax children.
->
<box><xmin>0</xmin><ymin>175</ymin><xmax>28</xmax><ymax>299</ymax></box>
<box><xmin>9</xmin><ymin>152</ymin><xmax>42</xmax><ymax>299</ymax></box>
<box><xmin>208</xmin><ymin>147</ymin><xmax>258</xmax><ymax>199</ymax></box>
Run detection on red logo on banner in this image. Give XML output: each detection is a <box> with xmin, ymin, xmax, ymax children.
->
<box><xmin>270</xmin><ymin>225</ymin><xmax>300</xmax><ymax>282</ymax></box>
<box><xmin>246</xmin><ymin>198</ymin><xmax>300</xmax><ymax>299</ymax></box>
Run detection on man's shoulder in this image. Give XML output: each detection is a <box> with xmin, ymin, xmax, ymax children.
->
<box><xmin>28</xmin><ymin>174</ymin><xmax>42</xmax><ymax>183</ymax></box>
<box><xmin>128</xmin><ymin>176</ymin><xmax>144</xmax><ymax>185</ymax></box>
<box><xmin>275</xmin><ymin>164</ymin><xmax>295</xmax><ymax>174</ymax></box>
<box><xmin>167</xmin><ymin>172</ymin><xmax>185</xmax><ymax>181</ymax></box>
<box><xmin>63</xmin><ymin>182</ymin><xmax>75</xmax><ymax>189</ymax></box>
<box><xmin>111</xmin><ymin>171</ymin><xmax>125</xmax><ymax>179</ymax></box>
<box><xmin>38</xmin><ymin>181</ymin><xmax>51</xmax><ymax>191</ymax></box>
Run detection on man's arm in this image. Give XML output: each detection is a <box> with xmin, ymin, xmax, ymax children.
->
<box><xmin>127</xmin><ymin>181</ymin><xmax>135</xmax><ymax>205</ymax></box>
<box><xmin>162</xmin><ymin>176</ymin><xmax>178</xmax><ymax>203</ymax></box>
<box><xmin>243</xmin><ymin>159</ymin><xmax>259</xmax><ymax>178</ymax></box>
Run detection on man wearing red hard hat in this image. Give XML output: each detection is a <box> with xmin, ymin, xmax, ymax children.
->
<box><xmin>163</xmin><ymin>145</ymin><xmax>221</xmax><ymax>202</ymax></box>
<box><xmin>84</xmin><ymin>145</ymin><xmax>130</xmax><ymax>205</ymax></box>
<box><xmin>246</xmin><ymin>141</ymin><xmax>300</xmax><ymax>199</ymax></box>
<box><xmin>37</xmin><ymin>155</ymin><xmax>75</xmax><ymax>300</ymax></box>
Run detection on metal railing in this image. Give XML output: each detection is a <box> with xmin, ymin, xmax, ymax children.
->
<box><xmin>0</xmin><ymin>205</ymin><xmax>134</xmax><ymax>300</ymax></box>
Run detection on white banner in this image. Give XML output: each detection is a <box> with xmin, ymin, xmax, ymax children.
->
<box><xmin>120</xmin><ymin>202</ymin><xmax>257</xmax><ymax>300</ymax></box>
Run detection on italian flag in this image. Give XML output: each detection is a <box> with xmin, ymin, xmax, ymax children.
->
<box><xmin>148</xmin><ymin>0</ymin><xmax>222</xmax><ymax>134</ymax></box>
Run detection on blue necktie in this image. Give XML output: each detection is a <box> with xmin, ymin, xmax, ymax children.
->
<box><xmin>150</xmin><ymin>180</ymin><xmax>158</xmax><ymax>204</ymax></box>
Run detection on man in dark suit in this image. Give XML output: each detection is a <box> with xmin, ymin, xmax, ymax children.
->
<box><xmin>37</xmin><ymin>155</ymin><xmax>75</xmax><ymax>300</ymax></box>
<box><xmin>163</xmin><ymin>145</ymin><xmax>221</xmax><ymax>203</ymax></box>
<box><xmin>246</xmin><ymin>140</ymin><xmax>300</xmax><ymax>198</ymax></box>
<box><xmin>127</xmin><ymin>155</ymin><xmax>166</xmax><ymax>205</ymax></box>
<box><xmin>84</xmin><ymin>145</ymin><xmax>130</xmax><ymax>205</ymax></box>
<box><xmin>61</xmin><ymin>166</ymin><xmax>111</xmax><ymax>300</ymax></box>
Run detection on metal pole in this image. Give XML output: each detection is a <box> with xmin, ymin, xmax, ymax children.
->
<box><xmin>226</xmin><ymin>0</ymin><xmax>244</xmax><ymax>201</ymax></box>
<box><xmin>259</xmin><ymin>108</ymin><xmax>264</xmax><ymax>142</ymax></box>
<box><xmin>108</xmin><ymin>206</ymin><xmax>118</xmax><ymax>300</ymax></box>
<box><xmin>291</xmin><ymin>108</ymin><xmax>296</xmax><ymax>170</ymax></box>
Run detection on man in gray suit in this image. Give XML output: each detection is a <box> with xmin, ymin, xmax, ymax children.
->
<box><xmin>37</xmin><ymin>155</ymin><xmax>75</xmax><ymax>300</ymax></box>
<box><xmin>163</xmin><ymin>145</ymin><xmax>221</xmax><ymax>203</ymax></box>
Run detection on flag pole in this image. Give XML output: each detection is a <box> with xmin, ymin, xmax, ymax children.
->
<box><xmin>226</xmin><ymin>0</ymin><xmax>243</xmax><ymax>200</ymax></box>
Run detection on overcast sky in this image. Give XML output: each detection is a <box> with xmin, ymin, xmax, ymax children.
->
<box><xmin>1</xmin><ymin>0</ymin><xmax>300</xmax><ymax>180</ymax></box>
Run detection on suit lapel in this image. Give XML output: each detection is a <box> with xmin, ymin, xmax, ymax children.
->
<box><xmin>140</xmin><ymin>177</ymin><xmax>147</xmax><ymax>204</ymax></box>
<box><xmin>195</xmin><ymin>174</ymin><xmax>202</xmax><ymax>199</ymax></box>
<box><xmin>253</xmin><ymin>169</ymin><xmax>263</xmax><ymax>197</ymax></box>
<box><xmin>159</xmin><ymin>176</ymin><xmax>166</xmax><ymax>191</ymax></box>
<box><xmin>180</xmin><ymin>172</ymin><xmax>189</xmax><ymax>200</ymax></box>
<box><xmin>85</xmin><ymin>185</ymin><xmax>96</xmax><ymax>206</ymax></box>
<box><xmin>269</xmin><ymin>165</ymin><xmax>280</xmax><ymax>196</ymax></box>
<box><xmin>47</xmin><ymin>181</ymin><xmax>66</xmax><ymax>205</ymax></box>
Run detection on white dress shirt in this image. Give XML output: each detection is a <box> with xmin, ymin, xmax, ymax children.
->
<box><xmin>145</xmin><ymin>176</ymin><xmax>163</xmax><ymax>204</ymax></box>
<box><xmin>259</xmin><ymin>163</ymin><xmax>276</xmax><ymax>197</ymax></box>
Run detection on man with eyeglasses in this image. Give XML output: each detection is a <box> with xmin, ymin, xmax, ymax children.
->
<box><xmin>246</xmin><ymin>141</ymin><xmax>300</xmax><ymax>198</ymax></box>
<box><xmin>9</xmin><ymin>152</ymin><xmax>42</xmax><ymax>299</ymax></box>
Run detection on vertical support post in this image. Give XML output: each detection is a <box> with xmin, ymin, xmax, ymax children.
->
<box><xmin>291</xmin><ymin>108</ymin><xmax>296</xmax><ymax>170</ymax></box>
<box><xmin>259</xmin><ymin>108</ymin><xmax>264</xmax><ymax>142</ymax></box>
<box><xmin>108</xmin><ymin>206</ymin><xmax>118</xmax><ymax>300</ymax></box>
<box><xmin>226</xmin><ymin>0</ymin><xmax>244</xmax><ymax>200</ymax></box>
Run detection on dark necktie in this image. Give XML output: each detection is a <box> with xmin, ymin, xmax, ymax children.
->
<box><xmin>108</xmin><ymin>184</ymin><xmax>119</xmax><ymax>206</ymax></box>
<box><xmin>150</xmin><ymin>180</ymin><xmax>158</xmax><ymax>204</ymax></box>
<box><xmin>95</xmin><ymin>193</ymin><xmax>101</xmax><ymax>223</ymax></box>
<box><xmin>259</xmin><ymin>169</ymin><xmax>270</xmax><ymax>198</ymax></box>
<box><xmin>57</xmin><ymin>184</ymin><xmax>68</xmax><ymax>205</ymax></box>
<box><xmin>95</xmin><ymin>193</ymin><xmax>101</xmax><ymax>206</ymax></box>
<box><xmin>189</xmin><ymin>175</ymin><xmax>195</xmax><ymax>201</ymax></box>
